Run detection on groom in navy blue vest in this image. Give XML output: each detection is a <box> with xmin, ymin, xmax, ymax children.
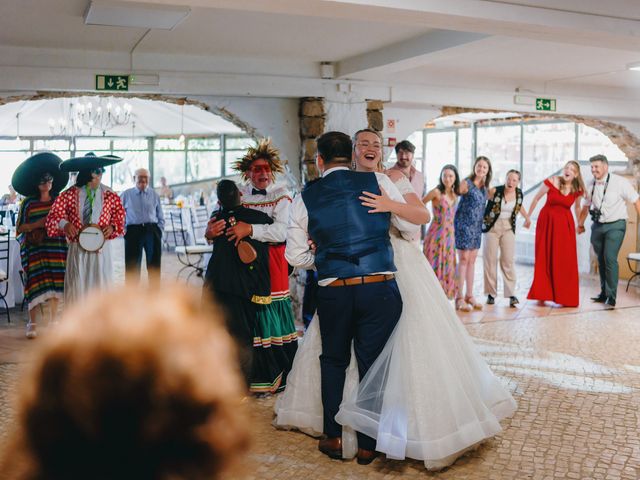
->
<box><xmin>286</xmin><ymin>131</ymin><xmax>417</xmax><ymax>464</ymax></box>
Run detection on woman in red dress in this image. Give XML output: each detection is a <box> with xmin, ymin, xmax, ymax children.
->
<box><xmin>527</xmin><ymin>161</ymin><xmax>586</xmax><ymax>307</ymax></box>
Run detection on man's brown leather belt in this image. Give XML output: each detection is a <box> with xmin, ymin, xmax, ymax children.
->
<box><xmin>327</xmin><ymin>274</ymin><xmax>394</xmax><ymax>287</ymax></box>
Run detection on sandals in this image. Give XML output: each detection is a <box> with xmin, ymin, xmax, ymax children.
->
<box><xmin>465</xmin><ymin>296</ymin><xmax>484</xmax><ymax>311</ymax></box>
<box><xmin>25</xmin><ymin>322</ymin><xmax>37</xmax><ymax>339</ymax></box>
<box><xmin>455</xmin><ymin>298</ymin><xmax>472</xmax><ymax>312</ymax></box>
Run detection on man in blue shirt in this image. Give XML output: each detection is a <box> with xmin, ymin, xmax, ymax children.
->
<box><xmin>120</xmin><ymin>168</ymin><xmax>164</xmax><ymax>286</ymax></box>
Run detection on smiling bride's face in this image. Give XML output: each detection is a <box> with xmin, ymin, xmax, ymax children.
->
<box><xmin>354</xmin><ymin>131</ymin><xmax>383</xmax><ymax>172</ymax></box>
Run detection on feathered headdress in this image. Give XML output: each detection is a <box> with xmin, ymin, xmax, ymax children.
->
<box><xmin>233</xmin><ymin>138</ymin><xmax>284</xmax><ymax>182</ymax></box>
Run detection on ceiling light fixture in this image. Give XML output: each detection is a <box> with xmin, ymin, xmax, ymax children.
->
<box><xmin>84</xmin><ymin>0</ymin><xmax>190</xmax><ymax>30</ymax></box>
<box><xmin>16</xmin><ymin>112</ymin><xmax>21</xmax><ymax>141</ymax></box>
<box><xmin>178</xmin><ymin>103</ymin><xmax>186</xmax><ymax>148</ymax></box>
<box><xmin>48</xmin><ymin>97</ymin><xmax>133</xmax><ymax>138</ymax></box>
<box><xmin>627</xmin><ymin>61</ymin><xmax>640</xmax><ymax>71</ymax></box>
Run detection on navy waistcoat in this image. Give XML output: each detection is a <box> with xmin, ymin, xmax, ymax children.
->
<box><xmin>302</xmin><ymin>170</ymin><xmax>395</xmax><ymax>280</ymax></box>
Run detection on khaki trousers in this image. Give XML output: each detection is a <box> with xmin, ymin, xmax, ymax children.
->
<box><xmin>483</xmin><ymin>219</ymin><xmax>516</xmax><ymax>297</ymax></box>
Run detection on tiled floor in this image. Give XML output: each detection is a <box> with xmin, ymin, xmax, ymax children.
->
<box><xmin>1</xmin><ymin>242</ymin><xmax>639</xmax><ymax>479</ymax></box>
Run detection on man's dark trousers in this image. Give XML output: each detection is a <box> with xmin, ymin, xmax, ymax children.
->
<box><xmin>302</xmin><ymin>269</ymin><xmax>319</xmax><ymax>329</ymax></box>
<box><xmin>124</xmin><ymin>223</ymin><xmax>162</xmax><ymax>286</ymax></box>
<box><xmin>317</xmin><ymin>279</ymin><xmax>402</xmax><ymax>451</ymax></box>
<box><xmin>591</xmin><ymin>219</ymin><xmax>626</xmax><ymax>301</ymax></box>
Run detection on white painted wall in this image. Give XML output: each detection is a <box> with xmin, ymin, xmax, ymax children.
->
<box><xmin>194</xmin><ymin>96</ymin><xmax>301</xmax><ymax>187</ymax></box>
<box><xmin>383</xmin><ymin>105</ymin><xmax>442</xmax><ymax>141</ymax></box>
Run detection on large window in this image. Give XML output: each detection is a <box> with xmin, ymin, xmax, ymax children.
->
<box><xmin>476</xmin><ymin>125</ymin><xmax>521</xmax><ymax>186</ymax></box>
<box><xmin>425</xmin><ymin>130</ymin><xmax>456</xmax><ymax>192</ymax></box>
<box><xmin>522</xmin><ymin>122</ymin><xmax>575</xmax><ymax>191</ymax></box>
<box><xmin>154</xmin><ymin>139</ymin><xmax>186</xmax><ymax>187</ymax></box>
<box><xmin>3</xmin><ymin>134</ymin><xmax>251</xmax><ymax>194</ymax></box>
<box><xmin>578</xmin><ymin>124</ymin><xmax>627</xmax><ymax>163</ymax></box>
<box><xmin>224</xmin><ymin>136</ymin><xmax>254</xmax><ymax>176</ymax></box>
<box><xmin>457</xmin><ymin>128</ymin><xmax>473</xmax><ymax>177</ymax></box>
<box><xmin>0</xmin><ymin>139</ymin><xmax>30</xmax><ymax>196</ymax></box>
<box><xmin>187</xmin><ymin>137</ymin><xmax>222</xmax><ymax>181</ymax></box>
<box><xmin>410</xmin><ymin>120</ymin><xmax>628</xmax><ymax>193</ymax></box>
<box><xmin>112</xmin><ymin>138</ymin><xmax>150</xmax><ymax>192</ymax></box>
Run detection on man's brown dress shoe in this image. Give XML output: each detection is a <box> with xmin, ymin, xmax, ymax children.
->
<box><xmin>318</xmin><ymin>436</ymin><xmax>342</xmax><ymax>459</ymax></box>
<box><xmin>356</xmin><ymin>448</ymin><xmax>379</xmax><ymax>465</ymax></box>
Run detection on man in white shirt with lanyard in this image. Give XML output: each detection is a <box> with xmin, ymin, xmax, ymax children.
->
<box><xmin>579</xmin><ymin>154</ymin><xmax>640</xmax><ymax>307</ymax></box>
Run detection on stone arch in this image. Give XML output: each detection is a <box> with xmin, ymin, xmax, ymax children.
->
<box><xmin>0</xmin><ymin>91</ymin><xmax>260</xmax><ymax>139</ymax></box>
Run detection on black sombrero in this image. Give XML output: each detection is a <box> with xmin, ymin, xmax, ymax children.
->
<box><xmin>11</xmin><ymin>152</ymin><xmax>69</xmax><ymax>197</ymax></box>
<box><xmin>60</xmin><ymin>152</ymin><xmax>123</xmax><ymax>172</ymax></box>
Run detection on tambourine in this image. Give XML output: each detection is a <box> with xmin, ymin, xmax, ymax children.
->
<box><xmin>78</xmin><ymin>224</ymin><xmax>106</xmax><ymax>252</ymax></box>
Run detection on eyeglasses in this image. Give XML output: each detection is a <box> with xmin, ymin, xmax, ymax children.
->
<box><xmin>38</xmin><ymin>174</ymin><xmax>54</xmax><ymax>185</ymax></box>
<box><xmin>91</xmin><ymin>167</ymin><xmax>106</xmax><ymax>175</ymax></box>
<box><xmin>250</xmin><ymin>165</ymin><xmax>272</xmax><ymax>174</ymax></box>
<box><xmin>356</xmin><ymin>141</ymin><xmax>382</xmax><ymax>150</ymax></box>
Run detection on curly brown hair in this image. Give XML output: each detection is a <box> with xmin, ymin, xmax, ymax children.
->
<box><xmin>233</xmin><ymin>138</ymin><xmax>284</xmax><ymax>183</ymax></box>
<box><xmin>1</xmin><ymin>285</ymin><xmax>250</xmax><ymax>480</ymax></box>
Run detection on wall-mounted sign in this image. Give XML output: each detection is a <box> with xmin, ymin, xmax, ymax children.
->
<box><xmin>386</xmin><ymin>119</ymin><xmax>396</xmax><ymax>133</ymax></box>
<box><xmin>535</xmin><ymin>98</ymin><xmax>556</xmax><ymax>112</ymax></box>
<box><xmin>387</xmin><ymin>137</ymin><xmax>397</xmax><ymax>147</ymax></box>
<box><xmin>96</xmin><ymin>75</ymin><xmax>130</xmax><ymax>91</ymax></box>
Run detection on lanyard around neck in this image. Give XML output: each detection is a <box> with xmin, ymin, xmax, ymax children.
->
<box><xmin>590</xmin><ymin>173</ymin><xmax>610</xmax><ymax>209</ymax></box>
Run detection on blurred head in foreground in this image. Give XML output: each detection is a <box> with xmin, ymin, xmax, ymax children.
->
<box><xmin>1</xmin><ymin>284</ymin><xmax>250</xmax><ymax>480</ymax></box>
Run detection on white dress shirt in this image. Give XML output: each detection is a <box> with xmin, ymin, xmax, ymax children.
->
<box><xmin>584</xmin><ymin>173</ymin><xmax>639</xmax><ymax>223</ymax></box>
<box><xmin>285</xmin><ymin>167</ymin><xmax>420</xmax><ymax>286</ymax></box>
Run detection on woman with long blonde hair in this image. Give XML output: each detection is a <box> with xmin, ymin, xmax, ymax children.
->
<box><xmin>527</xmin><ymin>160</ymin><xmax>586</xmax><ymax>307</ymax></box>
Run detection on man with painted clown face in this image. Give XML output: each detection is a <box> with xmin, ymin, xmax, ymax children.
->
<box><xmin>210</xmin><ymin>139</ymin><xmax>297</xmax><ymax>395</ymax></box>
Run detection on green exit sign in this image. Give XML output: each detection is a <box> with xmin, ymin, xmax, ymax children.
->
<box><xmin>95</xmin><ymin>74</ymin><xmax>129</xmax><ymax>91</ymax></box>
<box><xmin>536</xmin><ymin>98</ymin><xmax>556</xmax><ymax>112</ymax></box>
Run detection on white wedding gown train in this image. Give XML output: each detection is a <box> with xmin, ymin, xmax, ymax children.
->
<box><xmin>275</xmin><ymin>204</ymin><xmax>516</xmax><ymax>470</ymax></box>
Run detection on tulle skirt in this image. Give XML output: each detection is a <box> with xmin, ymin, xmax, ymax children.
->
<box><xmin>274</xmin><ymin>235</ymin><xmax>517</xmax><ymax>469</ymax></box>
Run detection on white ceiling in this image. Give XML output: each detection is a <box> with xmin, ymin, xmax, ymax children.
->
<box><xmin>1</xmin><ymin>0</ymin><xmax>640</xmax><ymax>120</ymax></box>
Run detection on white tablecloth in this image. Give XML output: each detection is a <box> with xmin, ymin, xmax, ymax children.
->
<box><xmin>1</xmin><ymin>238</ymin><xmax>24</xmax><ymax>310</ymax></box>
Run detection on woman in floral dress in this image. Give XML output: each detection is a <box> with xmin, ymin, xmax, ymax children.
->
<box><xmin>422</xmin><ymin>164</ymin><xmax>459</xmax><ymax>299</ymax></box>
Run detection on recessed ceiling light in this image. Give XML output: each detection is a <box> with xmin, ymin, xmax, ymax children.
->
<box><xmin>626</xmin><ymin>61</ymin><xmax>640</xmax><ymax>71</ymax></box>
<box><xmin>84</xmin><ymin>1</ymin><xmax>190</xmax><ymax>30</ymax></box>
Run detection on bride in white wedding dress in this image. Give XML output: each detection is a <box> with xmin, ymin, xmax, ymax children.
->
<box><xmin>275</xmin><ymin>134</ymin><xmax>517</xmax><ymax>470</ymax></box>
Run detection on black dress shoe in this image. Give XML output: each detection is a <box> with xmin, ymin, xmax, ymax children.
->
<box><xmin>356</xmin><ymin>448</ymin><xmax>379</xmax><ymax>465</ymax></box>
<box><xmin>509</xmin><ymin>296</ymin><xmax>519</xmax><ymax>308</ymax></box>
<box><xmin>605</xmin><ymin>297</ymin><xmax>616</xmax><ymax>308</ymax></box>
<box><xmin>591</xmin><ymin>294</ymin><xmax>607</xmax><ymax>303</ymax></box>
<box><xmin>486</xmin><ymin>294</ymin><xmax>495</xmax><ymax>305</ymax></box>
<box><xmin>318</xmin><ymin>436</ymin><xmax>343</xmax><ymax>460</ymax></box>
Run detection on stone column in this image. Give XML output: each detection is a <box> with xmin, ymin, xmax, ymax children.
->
<box><xmin>366</xmin><ymin>100</ymin><xmax>384</xmax><ymax>132</ymax></box>
<box><xmin>299</xmin><ymin>97</ymin><xmax>325</xmax><ymax>182</ymax></box>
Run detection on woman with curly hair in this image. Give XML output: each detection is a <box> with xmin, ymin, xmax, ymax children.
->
<box><xmin>209</xmin><ymin>139</ymin><xmax>298</xmax><ymax>395</ymax></box>
<box><xmin>0</xmin><ymin>284</ymin><xmax>250</xmax><ymax>480</ymax></box>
